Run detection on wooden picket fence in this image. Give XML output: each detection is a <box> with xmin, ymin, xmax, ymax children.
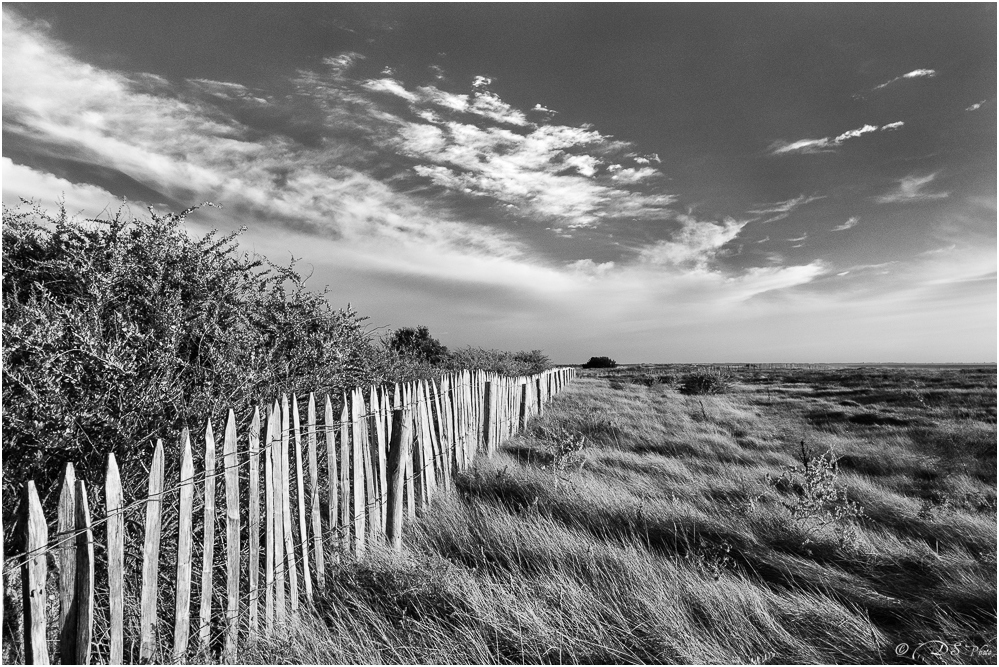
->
<box><xmin>2</xmin><ymin>367</ymin><xmax>576</xmax><ymax>665</ymax></box>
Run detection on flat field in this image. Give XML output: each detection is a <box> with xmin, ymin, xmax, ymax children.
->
<box><xmin>244</xmin><ymin>365</ymin><xmax>996</xmax><ymax>664</ymax></box>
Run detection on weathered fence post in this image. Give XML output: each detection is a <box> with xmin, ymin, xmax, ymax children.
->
<box><xmin>351</xmin><ymin>390</ymin><xmax>366</xmax><ymax>557</ymax></box>
<box><xmin>271</xmin><ymin>399</ymin><xmax>286</xmax><ymax>626</ymax></box>
<box><xmin>248</xmin><ymin>407</ymin><xmax>261</xmax><ymax>635</ymax></box>
<box><xmin>361</xmin><ymin>388</ymin><xmax>379</xmax><ymax>541</ymax></box>
<box><xmin>520</xmin><ymin>380</ymin><xmax>529</xmax><ymax>431</ymax></box>
<box><xmin>22</xmin><ymin>481</ymin><xmax>49</xmax><ymax>665</ymax></box>
<box><xmin>482</xmin><ymin>381</ymin><xmax>493</xmax><ymax>455</ymax></box>
<box><xmin>139</xmin><ymin>440</ymin><xmax>164</xmax><ymax>663</ymax></box>
<box><xmin>264</xmin><ymin>403</ymin><xmax>276</xmax><ymax>633</ymax></box>
<box><xmin>382</xmin><ymin>389</ymin><xmax>395</xmax><ymax>523</ymax></box>
<box><xmin>308</xmin><ymin>394</ymin><xmax>324</xmax><ymax>590</ymax></box>
<box><xmin>199</xmin><ymin>419</ymin><xmax>217</xmax><ymax>646</ymax></box>
<box><xmin>369</xmin><ymin>389</ymin><xmax>387</xmax><ymax>532</ymax></box>
<box><xmin>404</xmin><ymin>384</ymin><xmax>416</xmax><ymax>519</ymax></box>
<box><xmin>324</xmin><ymin>395</ymin><xmax>340</xmax><ymax>566</ymax></box>
<box><xmin>223</xmin><ymin>409</ymin><xmax>240</xmax><ymax>658</ymax></box>
<box><xmin>339</xmin><ymin>396</ymin><xmax>350</xmax><ymax>553</ymax></box>
<box><xmin>280</xmin><ymin>395</ymin><xmax>298</xmax><ymax>615</ymax></box>
<box><xmin>57</xmin><ymin>463</ymin><xmax>77</xmax><ymax>665</ymax></box>
<box><xmin>385</xmin><ymin>406</ymin><xmax>413</xmax><ymax>550</ymax></box>
<box><xmin>173</xmin><ymin>429</ymin><xmax>194</xmax><ymax>660</ymax></box>
<box><xmin>292</xmin><ymin>395</ymin><xmax>312</xmax><ymax>604</ymax></box>
<box><xmin>74</xmin><ymin>480</ymin><xmax>94</xmax><ymax>666</ymax></box>
<box><xmin>105</xmin><ymin>454</ymin><xmax>124</xmax><ymax>665</ymax></box>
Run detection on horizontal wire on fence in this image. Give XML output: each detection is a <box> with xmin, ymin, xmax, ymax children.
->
<box><xmin>76</xmin><ymin>420</ymin><xmax>500</xmax><ymax>662</ymax></box>
<box><xmin>3</xmin><ymin>371</ymin><xmax>573</xmax><ymax>572</ymax></box>
<box><xmin>3</xmin><ymin>369</ymin><xmax>574</xmax><ymax>667</ymax></box>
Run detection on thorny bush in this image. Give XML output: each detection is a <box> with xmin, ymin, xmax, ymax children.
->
<box><xmin>1</xmin><ymin>202</ymin><xmax>405</xmax><ymax>539</ymax></box>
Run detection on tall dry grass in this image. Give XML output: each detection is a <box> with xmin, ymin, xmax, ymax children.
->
<box><xmin>155</xmin><ymin>369</ymin><xmax>999</xmax><ymax>663</ymax></box>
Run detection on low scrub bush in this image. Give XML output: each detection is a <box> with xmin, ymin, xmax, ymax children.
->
<box><xmin>445</xmin><ymin>346</ymin><xmax>551</xmax><ymax>376</ymax></box>
<box><xmin>679</xmin><ymin>371</ymin><xmax>730</xmax><ymax>395</ymax></box>
<box><xmin>582</xmin><ymin>356</ymin><xmax>617</xmax><ymax>369</ymax></box>
<box><xmin>536</xmin><ymin>423</ymin><xmax>587</xmax><ymax>472</ymax></box>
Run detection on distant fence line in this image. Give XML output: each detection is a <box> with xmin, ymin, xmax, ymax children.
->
<box><xmin>594</xmin><ymin>363</ymin><xmax>824</xmax><ymax>375</ymax></box>
<box><xmin>2</xmin><ymin>367</ymin><xmax>577</xmax><ymax>665</ymax></box>
<box><xmin>702</xmin><ymin>363</ymin><xmax>824</xmax><ymax>371</ymax></box>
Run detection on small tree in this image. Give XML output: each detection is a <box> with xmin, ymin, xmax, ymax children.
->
<box><xmin>387</xmin><ymin>326</ymin><xmax>449</xmax><ymax>365</ymax></box>
<box><xmin>583</xmin><ymin>356</ymin><xmax>617</xmax><ymax>369</ymax></box>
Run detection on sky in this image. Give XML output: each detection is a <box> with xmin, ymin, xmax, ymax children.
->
<box><xmin>3</xmin><ymin>3</ymin><xmax>996</xmax><ymax>363</ymax></box>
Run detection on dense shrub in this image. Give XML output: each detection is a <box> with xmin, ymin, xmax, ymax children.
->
<box><xmin>583</xmin><ymin>356</ymin><xmax>617</xmax><ymax>369</ymax></box>
<box><xmin>1</xmin><ymin>202</ymin><xmax>403</xmax><ymax>528</ymax></box>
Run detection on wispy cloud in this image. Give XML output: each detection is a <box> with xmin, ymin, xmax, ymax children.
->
<box><xmin>638</xmin><ymin>215</ymin><xmax>748</xmax><ymax>270</ymax></box>
<box><xmin>186</xmin><ymin>78</ymin><xmax>270</xmax><ymax>104</ymax></box>
<box><xmin>873</xmin><ymin>68</ymin><xmax>936</xmax><ymax>91</ymax></box>
<box><xmin>832</xmin><ymin>216</ymin><xmax>860</xmax><ymax>231</ymax></box>
<box><xmin>369</xmin><ymin>76</ymin><xmax>676</xmax><ymax>226</ymax></box>
<box><xmin>3</xmin><ymin>6</ymin><xmax>835</xmax><ymax>354</ymax></box>
<box><xmin>747</xmin><ymin>194</ymin><xmax>825</xmax><ymax>223</ymax></box>
<box><xmin>965</xmin><ymin>100</ymin><xmax>987</xmax><ymax>112</ymax></box>
<box><xmin>2</xmin><ymin>11</ymin><xmax>527</xmax><ymax>274</ymax></box>
<box><xmin>769</xmin><ymin>122</ymin><xmax>903</xmax><ymax>155</ymax></box>
<box><xmin>875</xmin><ymin>173</ymin><xmax>950</xmax><ymax>204</ymax></box>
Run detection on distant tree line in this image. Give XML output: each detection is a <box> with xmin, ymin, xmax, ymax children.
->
<box><xmin>386</xmin><ymin>325</ymin><xmax>551</xmax><ymax>376</ymax></box>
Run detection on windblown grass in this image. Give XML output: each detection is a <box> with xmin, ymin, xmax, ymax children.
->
<box><xmin>242</xmin><ymin>367</ymin><xmax>996</xmax><ymax>664</ymax></box>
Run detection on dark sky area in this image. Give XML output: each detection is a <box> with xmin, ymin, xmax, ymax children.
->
<box><xmin>4</xmin><ymin>3</ymin><xmax>995</xmax><ymax>361</ymax></box>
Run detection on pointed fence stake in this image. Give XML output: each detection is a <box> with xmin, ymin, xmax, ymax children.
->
<box><xmin>139</xmin><ymin>441</ymin><xmax>165</xmax><ymax>663</ymax></box>
<box><xmin>248</xmin><ymin>407</ymin><xmax>261</xmax><ymax>635</ymax></box>
<box><xmin>281</xmin><ymin>395</ymin><xmax>299</xmax><ymax>614</ymax></box>
<box><xmin>106</xmin><ymin>455</ymin><xmax>124</xmax><ymax>665</ymax></box>
<box><xmin>74</xmin><ymin>481</ymin><xmax>94</xmax><ymax>666</ymax></box>
<box><xmin>292</xmin><ymin>395</ymin><xmax>312</xmax><ymax>603</ymax></box>
<box><xmin>57</xmin><ymin>463</ymin><xmax>77</xmax><ymax>665</ymax></box>
<box><xmin>173</xmin><ymin>430</ymin><xmax>195</xmax><ymax>660</ymax></box>
<box><xmin>308</xmin><ymin>393</ymin><xmax>325</xmax><ymax>589</ymax></box>
<box><xmin>223</xmin><ymin>409</ymin><xmax>240</xmax><ymax>658</ymax></box>
<box><xmin>199</xmin><ymin>419</ymin><xmax>217</xmax><ymax>647</ymax></box>
<box><xmin>22</xmin><ymin>481</ymin><xmax>49</xmax><ymax>665</ymax></box>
